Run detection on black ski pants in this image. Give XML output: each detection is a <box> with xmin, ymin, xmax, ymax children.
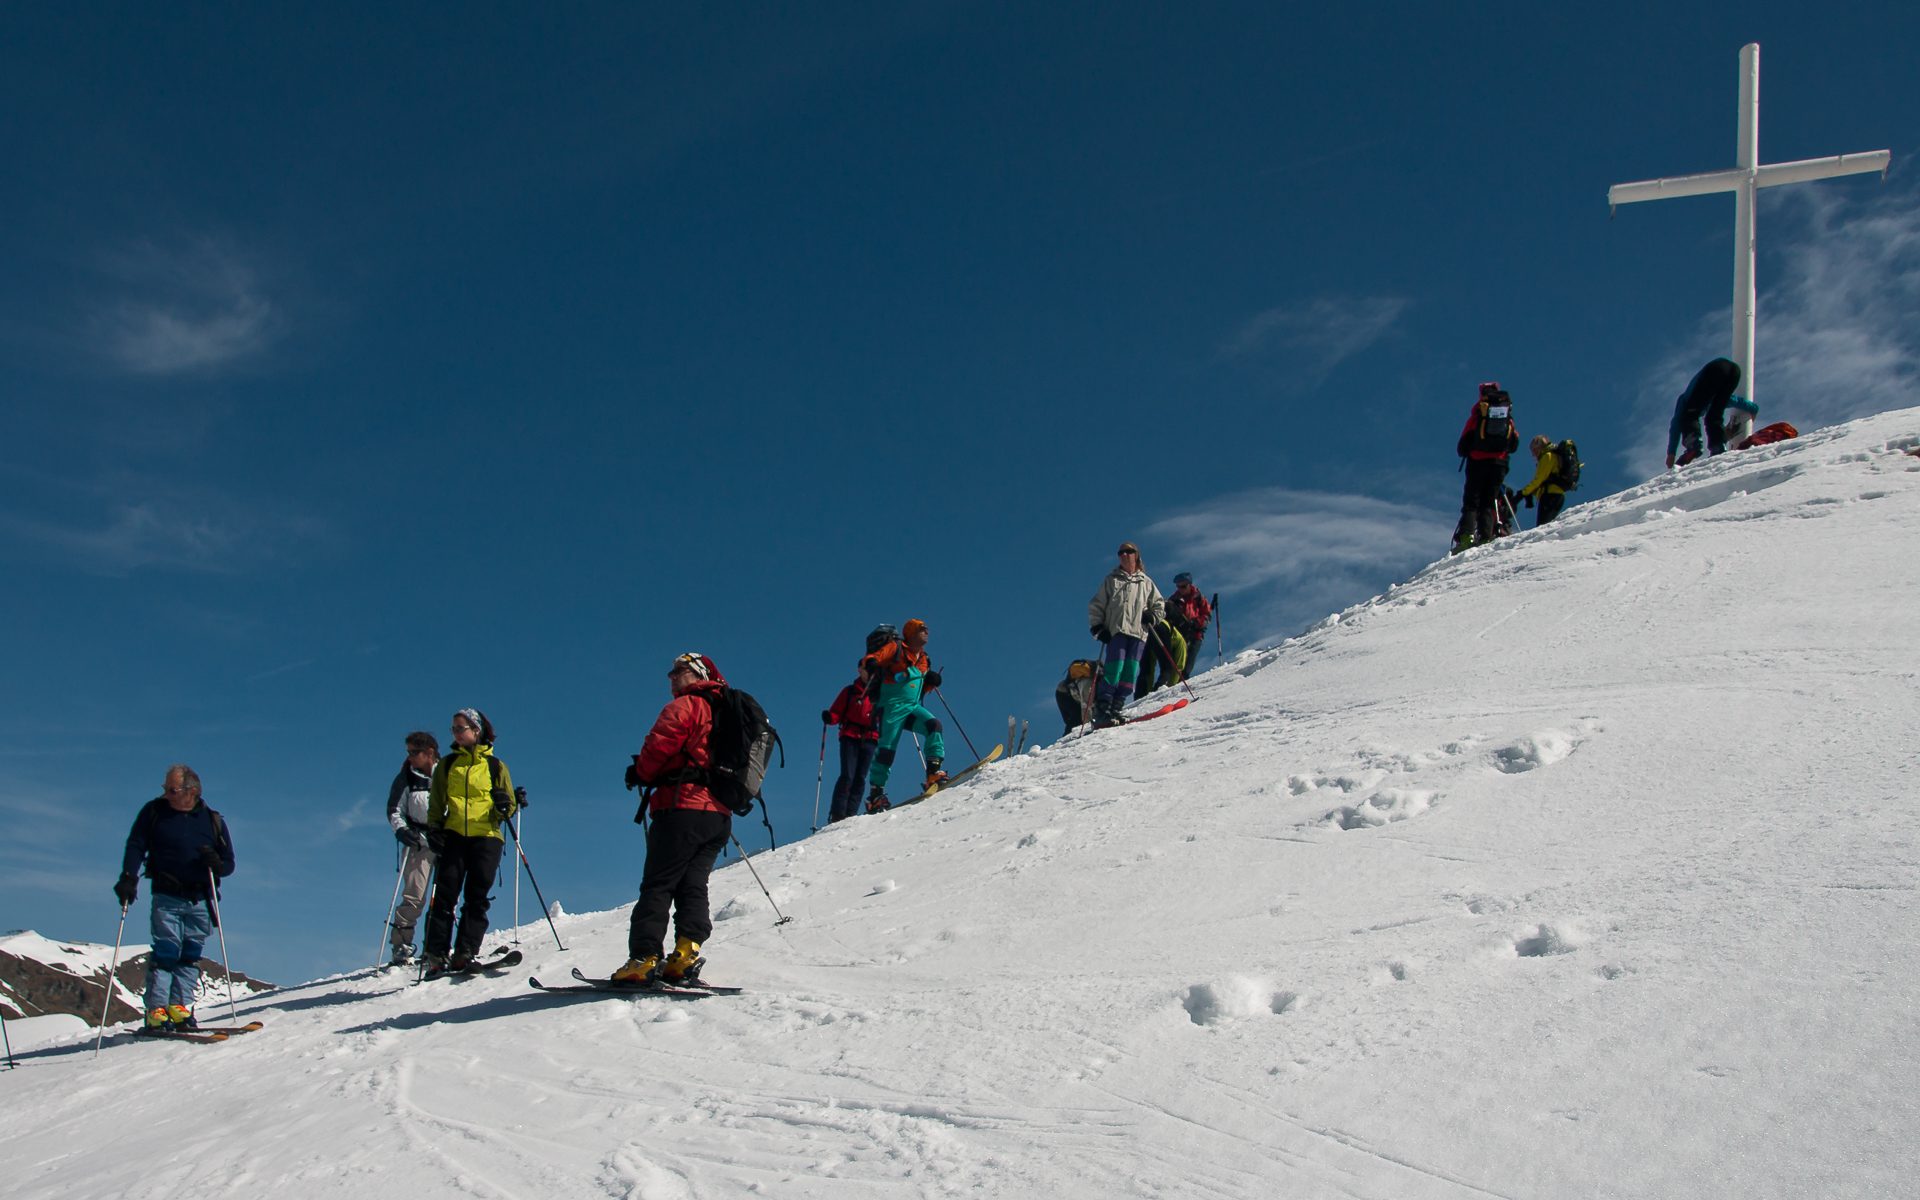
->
<box><xmin>424</xmin><ymin>832</ymin><xmax>504</xmax><ymax>959</ymax></box>
<box><xmin>1458</xmin><ymin>458</ymin><xmax>1510</xmax><ymax>546</ymax></box>
<box><xmin>628</xmin><ymin>808</ymin><xmax>731</xmax><ymax>959</ymax></box>
<box><xmin>1536</xmin><ymin>491</ymin><xmax>1566</xmax><ymax>527</ymax></box>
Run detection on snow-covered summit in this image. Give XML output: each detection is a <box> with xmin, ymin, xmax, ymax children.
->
<box><xmin>5</xmin><ymin>411</ymin><xmax>1917</xmax><ymax>1198</ymax></box>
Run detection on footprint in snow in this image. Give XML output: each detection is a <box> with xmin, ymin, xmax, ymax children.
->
<box><xmin>1181</xmin><ymin>980</ymin><xmax>1298</xmax><ymax>1026</ymax></box>
<box><xmin>1489</xmin><ymin>720</ymin><xmax>1601</xmax><ymax>774</ymax></box>
<box><xmin>1311</xmin><ymin>787</ymin><xmax>1437</xmax><ymax>830</ymax></box>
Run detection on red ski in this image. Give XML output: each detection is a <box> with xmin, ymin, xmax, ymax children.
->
<box><xmin>1129</xmin><ymin>697</ymin><xmax>1189</xmax><ymax>723</ymax></box>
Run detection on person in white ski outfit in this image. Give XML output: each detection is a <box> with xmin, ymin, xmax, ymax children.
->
<box><xmin>384</xmin><ymin>732</ymin><xmax>438</xmax><ymax>966</ymax></box>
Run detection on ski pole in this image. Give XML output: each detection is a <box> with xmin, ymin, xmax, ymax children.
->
<box><xmin>505</xmin><ymin>809</ymin><xmax>567</xmax><ymax>950</ymax></box>
<box><xmin>513</xmin><ymin>806</ymin><xmax>523</xmax><ymax>945</ymax></box>
<box><xmin>375</xmin><ymin>859</ymin><xmax>406</xmax><ymax>969</ymax></box>
<box><xmin>1</xmin><ymin>1006</ymin><xmax>13</xmax><ymax>1069</ymax></box>
<box><xmin>728</xmin><ymin>833</ymin><xmax>792</xmax><ymax>925</ymax></box>
<box><xmin>413</xmin><ymin>860</ymin><xmax>439</xmax><ymax>984</ymax></box>
<box><xmin>1212</xmin><ymin>593</ymin><xmax>1224</xmax><ymax>664</ymax></box>
<box><xmin>930</xmin><ymin>687</ymin><xmax>980</xmax><ymax>761</ymax></box>
<box><xmin>1147</xmin><ymin>625</ymin><xmax>1198</xmax><ymax>702</ymax></box>
<box><xmin>809</xmin><ymin>724</ymin><xmax>827</xmax><ymax>832</ymax></box>
<box><xmin>92</xmin><ymin>903</ymin><xmax>130</xmax><ymax>1057</ymax></box>
<box><xmin>206</xmin><ymin>867</ymin><xmax>243</xmax><ymax>1026</ymax></box>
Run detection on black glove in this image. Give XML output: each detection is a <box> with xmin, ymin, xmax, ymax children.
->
<box><xmin>821</xmin><ymin>709</ymin><xmax>834</xmax><ymax>725</ymax></box>
<box><xmin>197</xmin><ymin>844</ymin><xmax>222</xmax><ymax>869</ymax></box>
<box><xmin>1092</xmin><ymin>626</ymin><xmax>1111</xmax><ymax>644</ymax></box>
<box><xmin>492</xmin><ymin>797</ymin><xmax>515</xmax><ymax>821</ymax></box>
<box><xmin>113</xmin><ymin>874</ymin><xmax>138</xmax><ymax>906</ymax></box>
<box><xmin>1522</xmin><ymin>491</ymin><xmax>1534</xmax><ymax>508</ymax></box>
<box><xmin>513</xmin><ymin>786</ymin><xmax>528</xmax><ymax>810</ymax></box>
<box><xmin>398</xmin><ymin>826</ymin><xmax>428</xmax><ymax>850</ymax></box>
<box><xmin>624</xmin><ymin>763</ymin><xmax>643</xmax><ymax>791</ymax></box>
<box><xmin>923</xmin><ymin>670</ymin><xmax>942</xmax><ymax>691</ymax></box>
<box><xmin>425</xmin><ymin>827</ymin><xmax>452</xmax><ymax>856</ymax></box>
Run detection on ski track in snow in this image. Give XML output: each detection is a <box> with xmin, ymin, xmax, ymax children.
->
<box><xmin>5</xmin><ymin>414</ymin><xmax>1920</xmax><ymax>1198</ymax></box>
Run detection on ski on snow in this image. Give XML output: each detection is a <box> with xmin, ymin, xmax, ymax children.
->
<box><xmin>891</xmin><ymin>744</ymin><xmax>1004</xmax><ymax>809</ymax></box>
<box><xmin>525</xmin><ymin>966</ymin><xmax>742</xmax><ymax>997</ymax></box>
<box><xmin>422</xmin><ymin>947</ymin><xmax>523</xmax><ymax>981</ymax></box>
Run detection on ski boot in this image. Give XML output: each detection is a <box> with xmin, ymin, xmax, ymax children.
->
<box><xmin>166</xmin><ymin>1004</ymin><xmax>197</xmax><ymax>1031</ymax></box>
<box><xmin>139</xmin><ymin>1006</ymin><xmax>173</xmax><ymax>1036</ymax></box>
<box><xmin>388</xmin><ymin>944</ymin><xmax>415</xmax><ymax>968</ymax></box>
<box><xmin>448</xmin><ymin>952</ymin><xmax>481</xmax><ymax>973</ymax></box>
<box><xmin>612</xmin><ymin>955</ymin><xmax>660</xmax><ymax>985</ymax></box>
<box><xmin>866</xmin><ymin>788</ymin><xmax>891</xmax><ymax>814</ymax></box>
<box><xmin>421</xmin><ymin>953</ymin><xmax>450</xmax><ymax>978</ymax></box>
<box><xmin>923</xmin><ymin>758</ymin><xmax>948</xmax><ymax>791</ymax></box>
<box><xmin>661</xmin><ymin>938</ymin><xmax>704</xmax><ymax>985</ymax></box>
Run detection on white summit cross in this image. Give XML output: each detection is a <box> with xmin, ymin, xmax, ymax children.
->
<box><xmin>1608</xmin><ymin>43</ymin><xmax>1890</xmax><ymax>407</ymax></box>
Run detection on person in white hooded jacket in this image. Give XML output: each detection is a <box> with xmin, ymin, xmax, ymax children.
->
<box><xmin>383</xmin><ymin>731</ymin><xmax>438</xmax><ymax>966</ymax></box>
<box><xmin>1086</xmin><ymin>542</ymin><xmax>1166</xmax><ymax>728</ymax></box>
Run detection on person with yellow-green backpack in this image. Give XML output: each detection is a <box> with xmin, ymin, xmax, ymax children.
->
<box><xmin>1136</xmin><ymin>618</ymin><xmax>1187</xmax><ymax>698</ymax></box>
<box><xmin>1512</xmin><ymin>434</ymin><xmax>1581</xmax><ymax>528</ymax></box>
<box><xmin>422</xmin><ymin>707</ymin><xmax>518</xmax><ymax>977</ymax></box>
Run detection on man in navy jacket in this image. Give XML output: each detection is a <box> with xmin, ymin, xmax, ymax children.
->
<box><xmin>115</xmin><ymin>764</ymin><xmax>235</xmax><ymax>1033</ymax></box>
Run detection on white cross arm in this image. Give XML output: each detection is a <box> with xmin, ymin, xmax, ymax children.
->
<box><xmin>1609</xmin><ymin>149</ymin><xmax>1890</xmax><ymax>206</ymax></box>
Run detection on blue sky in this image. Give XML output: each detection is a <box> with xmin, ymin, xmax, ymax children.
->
<box><xmin>4</xmin><ymin>3</ymin><xmax>1916</xmax><ymax>986</ymax></box>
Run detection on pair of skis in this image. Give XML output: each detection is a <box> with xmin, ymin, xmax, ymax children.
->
<box><xmin>420</xmin><ymin>945</ymin><xmax>523</xmax><ymax>982</ymax></box>
<box><xmin>1068</xmin><ymin>696</ymin><xmax>1190</xmax><ymax>740</ymax></box>
<box><xmin>1005</xmin><ymin>716</ymin><xmax>1030</xmax><ymax>755</ymax></box>
<box><xmin>134</xmin><ymin>1020</ymin><xmax>265</xmax><ymax>1045</ymax></box>
<box><xmin>530</xmin><ymin>966</ymin><xmax>743</xmax><ymax>998</ymax></box>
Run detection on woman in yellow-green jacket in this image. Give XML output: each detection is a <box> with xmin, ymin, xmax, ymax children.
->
<box><xmin>422</xmin><ymin>707</ymin><xmax>518</xmax><ymax>975</ymax></box>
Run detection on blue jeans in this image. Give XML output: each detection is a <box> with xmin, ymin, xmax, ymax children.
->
<box><xmin>830</xmin><ymin>738</ymin><xmax>877</xmax><ymax>820</ymax></box>
<box><xmin>145</xmin><ymin>893</ymin><xmax>214</xmax><ymax>1012</ymax></box>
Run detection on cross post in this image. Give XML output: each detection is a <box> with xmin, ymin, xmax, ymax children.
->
<box><xmin>1608</xmin><ymin>43</ymin><xmax>1890</xmax><ymax>406</ymax></box>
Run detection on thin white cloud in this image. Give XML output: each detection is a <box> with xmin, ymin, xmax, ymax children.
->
<box><xmin>1220</xmin><ymin>295</ymin><xmax>1411</xmax><ymax>383</ymax></box>
<box><xmin>0</xmin><ymin>474</ymin><xmax>330</xmax><ymax>576</ymax></box>
<box><xmin>1143</xmin><ymin>486</ymin><xmax>1453</xmax><ymax>646</ymax></box>
<box><xmin>1628</xmin><ymin>177</ymin><xmax>1920</xmax><ymax>469</ymax></box>
<box><xmin>89</xmin><ymin>238</ymin><xmax>281</xmax><ymax>375</ymax></box>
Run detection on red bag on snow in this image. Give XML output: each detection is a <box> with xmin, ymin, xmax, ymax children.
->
<box><xmin>1737</xmin><ymin>422</ymin><xmax>1798</xmax><ymax>450</ymax></box>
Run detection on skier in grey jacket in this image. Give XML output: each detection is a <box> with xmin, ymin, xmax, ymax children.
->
<box><xmin>1087</xmin><ymin>542</ymin><xmax>1166</xmax><ymax>727</ymax></box>
<box><xmin>384</xmin><ymin>731</ymin><xmax>439</xmax><ymax>966</ymax></box>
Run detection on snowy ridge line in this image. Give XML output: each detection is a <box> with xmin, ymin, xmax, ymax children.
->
<box><xmin>5</xmin><ymin>407</ymin><xmax>1919</xmax><ymax>1197</ymax></box>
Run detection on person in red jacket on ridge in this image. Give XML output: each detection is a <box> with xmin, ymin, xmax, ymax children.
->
<box><xmin>614</xmin><ymin>652</ymin><xmax>733</xmax><ymax>985</ymax></box>
<box><xmin>1166</xmin><ymin>573</ymin><xmax>1211</xmax><ymax>682</ymax></box>
<box><xmin>823</xmin><ymin>669</ymin><xmax>880</xmax><ymax>822</ymax></box>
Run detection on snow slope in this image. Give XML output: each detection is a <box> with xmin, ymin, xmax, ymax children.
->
<box><xmin>4</xmin><ymin>412</ymin><xmax>1918</xmax><ymax>1199</ymax></box>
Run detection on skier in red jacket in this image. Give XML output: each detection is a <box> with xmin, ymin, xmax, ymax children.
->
<box><xmin>822</xmin><ymin>672</ymin><xmax>880</xmax><ymax>822</ymax></box>
<box><xmin>614</xmin><ymin>652</ymin><xmax>731</xmax><ymax>986</ymax></box>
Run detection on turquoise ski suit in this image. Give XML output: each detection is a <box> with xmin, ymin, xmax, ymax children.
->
<box><xmin>864</xmin><ymin>643</ymin><xmax>945</xmax><ymax>791</ymax></box>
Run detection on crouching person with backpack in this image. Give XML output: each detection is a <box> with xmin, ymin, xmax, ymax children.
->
<box><xmin>615</xmin><ymin>652</ymin><xmax>737</xmax><ymax>986</ymax></box>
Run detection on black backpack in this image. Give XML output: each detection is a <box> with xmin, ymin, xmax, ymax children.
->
<box><xmin>865</xmin><ymin>624</ymin><xmax>897</xmax><ymax>653</ymax></box>
<box><xmin>1550</xmin><ymin>439</ymin><xmax>1581</xmax><ymax>491</ymax></box>
<box><xmin>1468</xmin><ymin>393</ymin><xmax>1514</xmax><ymax>455</ymax></box>
<box><xmin>699</xmin><ymin>687</ymin><xmax>784</xmax><ymax>816</ymax></box>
